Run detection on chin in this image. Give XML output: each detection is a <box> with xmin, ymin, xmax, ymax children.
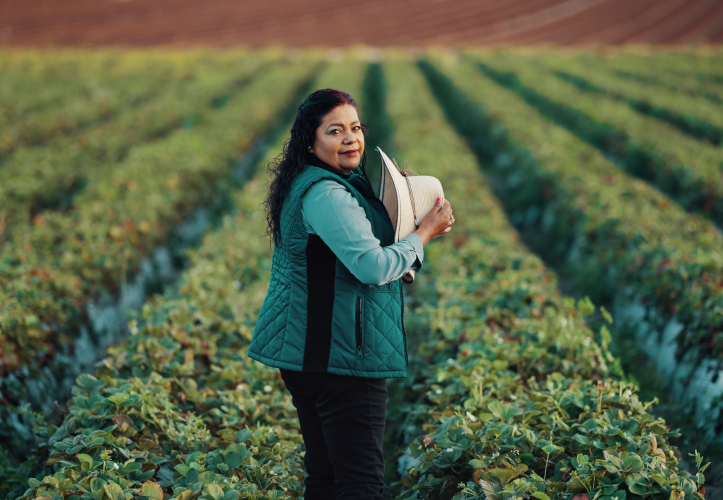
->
<box><xmin>340</xmin><ymin>158</ymin><xmax>360</xmax><ymax>171</ymax></box>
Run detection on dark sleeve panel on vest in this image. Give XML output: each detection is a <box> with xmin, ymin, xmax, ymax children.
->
<box><xmin>303</xmin><ymin>234</ymin><xmax>337</xmax><ymax>372</ymax></box>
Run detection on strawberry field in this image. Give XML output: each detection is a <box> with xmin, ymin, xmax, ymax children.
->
<box><xmin>1</xmin><ymin>47</ymin><xmax>721</xmax><ymax>500</ymax></box>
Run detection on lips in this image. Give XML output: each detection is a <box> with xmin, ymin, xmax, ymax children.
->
<box><xmin>341</xmin><ymin>149</ymin><xmax>359</xmax><ymax>156</ymax></box>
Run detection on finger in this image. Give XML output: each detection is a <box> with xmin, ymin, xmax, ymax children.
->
<box><xmin>444</xmin><ymin>227</ymin><xmax>451</xmax><ymax>233</ymax></box>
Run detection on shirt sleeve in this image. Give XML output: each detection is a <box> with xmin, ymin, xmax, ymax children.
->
<box><xmin>301</xmin><ymin>179</ymin><xmax>424</xmax><ymax>286</ymax></box>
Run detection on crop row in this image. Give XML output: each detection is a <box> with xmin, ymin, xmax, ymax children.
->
<box><xmin>531</xmin><ymin>54</ymin><xmax>723</xmax><ymax>143</ymax></box>
<box><xmin>0</xmin><ymin>50</ymin><xmax>249</xmax><ymax>138</ymax></box>
<box><xmin>0</xmin><ymin>57</ymin><xmax>183</xmax><ymax>160</ymax></box>
<box><xmin>2</xmin><ymin>52</ymin><xmax>714</xmax><ymax>500</ymax></box>
<box><xmin>4</xmin><ymin>151</ymin><xmax>305</xmax><ymax>500</ymax></box>
<box><xmin>422</xmin><ymin>56</ymin><xmax>723</xmax><ymax>437</ymax></box>
<box><xmin>568</xmin><ymin>51</ymin><xmax>723</xmax><ymax>103</ymax></box>
<box><xmin>469</xmin><ymin>53</ymin><xmax>723</xmax><ymax>231</ymax></box>
<box><xmin>0</xmin><ymin>57</ymin><xmax>319</xmax><ymax>450</ymax></box>
<box><xmin>0</xmin><ymin>52</ymin><xmax>271</xmax><ymax>232</ymax></box>
<box><xmin>0</xmin><ymin>50</ymin><xmax>165</xmax><ymax>122</ymax></box>
<box><xmin>380</xmin><ymin>59</ymin><xmax>704</xmax><ymax>500</ymax></box>
<box><xmin>3</xmin><ymin>59</ymin><xmax>368</xmax><ymax>500</ymax></box>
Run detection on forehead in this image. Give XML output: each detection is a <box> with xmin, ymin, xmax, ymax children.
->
<box><xmin>319</xmin><ymin>104</ymin><xmax>359</xmax><ymax>127</ymax></box>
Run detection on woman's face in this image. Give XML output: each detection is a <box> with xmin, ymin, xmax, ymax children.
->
<box><xmin>309</xmin><ymin>104</ymin><xmax>365</xmax><ymax>174</ymax></box>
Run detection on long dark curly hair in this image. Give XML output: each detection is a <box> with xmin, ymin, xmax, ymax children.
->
<box><xmin>263</xmin><ymin>88</ymin><xmax>368</xmax><ymax>245</ymax></box>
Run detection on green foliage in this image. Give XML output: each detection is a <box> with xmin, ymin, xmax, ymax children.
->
<box><xmin>419</xmin><ymin>56</ymin><xmax>723</xmax><ymax>431</ymax></box>
<box><xmin>0</xmin><ymin>51</ymin><xmax>269</xmax><ymax>230</ymax></box>
<box><xmin>1</xmin><ymin>49</ymin><xmax>720</xmax><ymax>500</ymax></box>
<box><xmin>3</xmin><ymin>59</ymin><xmax>368</xmax><ymax>500</ymax></box>
<box><xmin>474</xmin><ymin>52</ymin><xmax>723</xmax><ymax>230</ymax></box>
<box><xmin>0</xmin><ymin>56</ymin><xmax>320</xmax><ymax>456</ymax></box>
<box><xmin>380</xmin><ymin>59</ymin><xmax>704</xmax><ymax>500</ymax></box>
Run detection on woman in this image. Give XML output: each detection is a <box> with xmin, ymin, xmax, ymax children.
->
<box><xmin>248</xmin><ymin>88</ymin><xmax>454</xmax><ymax>500</ymax></box>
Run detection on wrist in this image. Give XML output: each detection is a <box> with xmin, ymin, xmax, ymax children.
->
<box><xmin>414</xmin><ymin>226</ymin><xmax>433</xmax><ymax>246</ymax></box>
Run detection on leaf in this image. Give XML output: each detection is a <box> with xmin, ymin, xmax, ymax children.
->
<box><xmin>480</xmin><ymin>480</ymin><xmax>499</xmax><ymax>500</ymax></box>
<box><xmin>222</xmin><ymin>490</ymin><xmax>239</xmax><ymax>500</ymax></box>
<box><xmin>485</xmin><ymin>466</ymin><xmax>527</xmax><ymax>486</ymax></box>
<box><xmin>572</xmin><ymin>435</ymin><xmax>591</xmax><ymax>446</ymax></box>
<box><xmin>103</xmin><ymin>483</ymin><xmax>124</xmax><ymax>500</ymax></box>
<box><xmin>235</xmin><ymin>429</ymin><xmax>252</xmax><ymax>443</ymax></box>
<box><xmin>224</xmin><ymin>452</ymin><xmax>244</xmax><ymax>469</ymax></box>
<box><xmin>622</xmin><ymin>455</ymin><xmax>644</xmax><ymax>473</ymax></box>
<box><xmin>435</xmin><ymin>434</ymin><xmax>455</xmax><ymax>448</ymax></box>
<box><xmin>90</xmin><ymin>478</ymin><xmax>106</xmax><ymax>493</ymax></box>
<box><xmin>473</xmin><ymin>468</ymin><xmax>485</xmax><ymax>486</ymax></box>
<box><xmin>175</xmin><ymin>490</ymin><xmax>194</xmax><ymax>500</ymax></box>
<box><xmin>43</xmin><ymin>476</ymin><xmax>59</xmax><ymax>487</ymax></box>
<box><xmin>75</xmin><ymin>374</ymin><xmax>106</xmax><ymax>395</ymax></box>
<box><xmin>532</xmin><ymin>494</ymin><xmax>551</xmax><ymax>500</ymax></box>
<box><xmin>432</xmin><ymin>449</ymin><xmax>462</xmax><ymax>468</ymax></box>
<box><xmin>627</xmin><ymin>482</ymin><xmax>649</xmax><ymax>495</ymax></box>
<box><xmin>76</xmin><ymin>454</ymin><xmax>94</xmax><ymax>471</ymax></box>
<box><xmin>542</xmin><ymin>444</ymin><xmax>561</xmax><ymax>454</ymax></box>
<box><xmin>140</xmin><ymin>481</ymin><xmax>164</xmax><ymax>500</ymax></box>
<box><xmin>204</xmin><ymin>484</ymin><xmax>224</xmax><ymax>500</ymax></box>
<box><xmin>175</xmin><ymin>465</ymin><xmax>190</xmax><ymax>477</ymax></box>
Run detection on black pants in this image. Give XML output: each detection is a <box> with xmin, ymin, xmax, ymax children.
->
<box><xmin>279</xmin><ymin>369</ymin><xmax>387</xmax><ymax>500</ymax></box>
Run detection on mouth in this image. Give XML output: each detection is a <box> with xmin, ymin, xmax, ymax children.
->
<box><xmin>340</xmin><ymin>149</ymin><xmax>359</xmax><ymax>157</ymax></box>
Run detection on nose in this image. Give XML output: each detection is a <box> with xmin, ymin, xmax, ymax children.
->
<box><xmin>342</xmin><ymin>129</ymin><xmax>357</xmax><ymax>144</ymax></box>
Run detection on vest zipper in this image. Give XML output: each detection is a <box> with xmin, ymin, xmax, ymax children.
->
<box><xmin>356</xmin><ymin>296</ymin><xmax>363</xmax><ymax>359</ymax></box>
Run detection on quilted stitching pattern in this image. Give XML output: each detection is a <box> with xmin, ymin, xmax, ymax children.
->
<box><xmin>363</xmin><ymin>286</ymin><xmax>405</xmax><ymax>372</ymax></box>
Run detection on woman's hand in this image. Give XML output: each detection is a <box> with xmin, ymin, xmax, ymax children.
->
<box><xmin>414</xmin><ymin>198</ymin><xmax>455</xmax><ymax>246</ymax></box>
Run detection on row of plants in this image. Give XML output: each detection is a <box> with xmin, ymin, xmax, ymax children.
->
<box><xmin>0</xmin><ymin>50</ymin><xmax>256</xmax><ymax>140</ymax></box>
<box><xmin>2</xmin><ymin>58</ymin><xmax>369</xmax><ymax>500</ymax></box>
<box><xmin>550</xmin><ymin>69</ymin><xmax>723</xmax><ymax>146</ymax></box>
<box><xmin>0</xmin><ymin>58</ymin><xmax>320</xmax><ymax>454</ymax></box>
<box><xmin>379</xmin><ymin>58</ymin><xmax>707</xmax><ymax>500</ymax></box>
<box><xmin>564</xmin><ymin>51</ymin><xmax>723</xmax><ymax>104</ymax></box>
<box><xmin>0</xmin><ymin>51</ymin><xmax>272</xmax><ymax>232</ymax></box>
<box><xmin>529</xmin><ymin>53</ymin><xmax>723</xmax><ymax>143</ymax></box>
<box><xmin>607</xmin><ymin>69</ymin><xmax>723</xmax><ymax>106</ymax></box>
<box><xmin>0</xmin><ymin>54</ymin><xmax>185</xmax><ymax>160</ymax></box>
<box><xmin>467</xmin><ymin>53</ymin><xmax>723</xmax><ymax>231</ymax></box>
<box><xmin>418</xmin><ymin>56</ymin><xmax>723</xmax><ymax>441</ymax></box>
<box><xmin>1</xmin><ymin>151</ymin><xmax>304</xmax><ymax>500</ymax></box>
<box><xmin>0</xmin><ymin>50</ymin><xmax>171</xmax><ymax>124</ymax></box>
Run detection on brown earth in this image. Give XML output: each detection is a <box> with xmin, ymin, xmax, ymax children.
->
<box><xmin>1</xmin><ymin>0</ymin><xmax>723</xmax><ymax>47</ymax></box>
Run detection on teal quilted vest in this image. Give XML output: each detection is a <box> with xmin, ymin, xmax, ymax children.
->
<box><xmin>247</xmin><ymin>164</ymin><xmax>409</xmax><ymax>378</ymax></box>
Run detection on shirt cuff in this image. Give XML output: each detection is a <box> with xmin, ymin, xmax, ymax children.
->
<box><xmin>402</xmin><ymin>233</ymin><xmax>424</xmax><ymax>272</ymax></box>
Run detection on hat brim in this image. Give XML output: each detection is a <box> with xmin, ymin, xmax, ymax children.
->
<box><xmin>376</xmin><ymin>147</ymin><xmax>444</xmax><ymax>242</ymax></box>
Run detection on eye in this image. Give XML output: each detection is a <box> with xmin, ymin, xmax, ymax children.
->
<box><xmin>327</xmin><ymin>128</ymin><xmax>341</xmax><ymax>135</ymax></box>
<box><xmin>352</xmin><ymin>125</ymin><xmax>362</xmax><ymax>132</ymax></box>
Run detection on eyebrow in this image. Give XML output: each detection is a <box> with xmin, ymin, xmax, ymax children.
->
<box><xmin>326</xmin><ymin>121</ymin><xmax>360</xmax><ymax>128</ymax></box>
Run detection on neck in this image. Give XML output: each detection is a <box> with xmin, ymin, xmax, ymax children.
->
<box><xmin>306</xmin><ymin>153</ymin><xmax>353</xmax><ymax>178</ymax></box>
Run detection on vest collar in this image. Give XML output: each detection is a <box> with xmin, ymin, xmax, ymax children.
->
<box><xmin>305</xmin><ymin>153</ymin><xmax>355</xmax><ymax>180</ymax></box>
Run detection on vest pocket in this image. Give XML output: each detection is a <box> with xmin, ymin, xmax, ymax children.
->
<box><xmin>356</xmin><ymin>296</ymin><xmax>363</xmax><ymax>359</ymax></box>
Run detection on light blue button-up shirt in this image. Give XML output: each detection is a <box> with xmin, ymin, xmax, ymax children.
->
<box><xmin>300</xmin><ymin>179</ymin><xmax>424</xmax><ymax>286</ymax></box>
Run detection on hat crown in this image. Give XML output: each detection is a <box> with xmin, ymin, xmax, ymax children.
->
<box><xmin>376</xmin><ymin>147</ymin><xmax>444</xmax><ymax>243</ymax></box>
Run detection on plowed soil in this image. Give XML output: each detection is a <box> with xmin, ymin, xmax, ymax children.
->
<box><xmin>1</xmin><ymin>0</ymin><xmax>722</xmax><ymax>46</ymax></box>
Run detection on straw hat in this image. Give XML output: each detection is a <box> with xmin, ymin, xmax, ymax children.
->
<box><xmin>376</xmin><ymin>147</ymin><xmax>445</xmax><ymax>283</ymax></box>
